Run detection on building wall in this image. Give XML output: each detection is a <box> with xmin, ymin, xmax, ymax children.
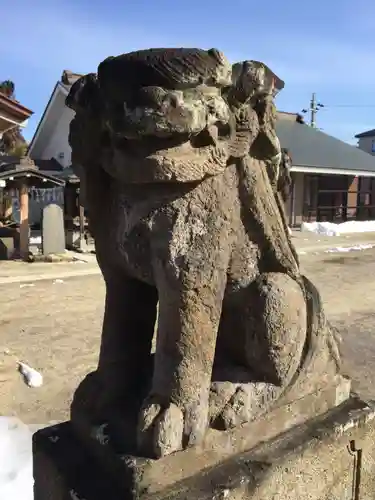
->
<box><xmin>9</xmin><ymin>188</ymin><xmax>64</xmax><ymax>227</ymax></box>
<box><xmin>28</xmin><ymin>88</ymin><xmax>75</xmax><ymax>226</ymax></box>
<box><xmin>30</xmin><ymin>89</ymin><xmax>74</xmax><ymax>168</ymax></box>
<box><xmin>38</xmin><ymin>104</ymin><xmax>74</xmax><ymax>168</ymax></box>
<box><xmin>357</xmin><ymin>136</ymin><xmax>375</xmax><ymax>156</ymax></box>
<box><xmin>287</xmin><ymin>172</ymin><xmax>304</xmax><ymax>227</ymax></box>
<box><xmin>291</xmin><ymin>172</ymin><xmax>375</xmax><ymax>223</ymax></box>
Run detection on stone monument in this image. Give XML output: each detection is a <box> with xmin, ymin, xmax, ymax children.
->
<box><xmin>42</xmin><ymin>203</ymin><xmax>66</xmax><ymax>255</ymax></box>
<box><xmin>33</xmin><ymin>48</ymin><xmax>375</xmax><ymax>499</ymax></box>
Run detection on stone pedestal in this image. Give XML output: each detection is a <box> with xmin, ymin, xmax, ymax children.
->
<box><xmin>33</xmin><ymin>378</ymin><xmax>375</xmax><ymax>500</ymax></box>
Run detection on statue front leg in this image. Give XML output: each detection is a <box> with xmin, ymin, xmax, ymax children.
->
<box><xmin>71</xmin><ymin>270</ymin><xmax>158</xmax><ymax>422</ymax></box>
<box><xmin>137</xmin><ymin>262</ymin><xmax>228</xmax><ymax>458</ymax></box>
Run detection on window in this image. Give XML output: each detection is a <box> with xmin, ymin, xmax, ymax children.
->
<box><xmin>371</xmin><ymin>140</ymin><xmax>375</xmax><ymax>153</ymax></box>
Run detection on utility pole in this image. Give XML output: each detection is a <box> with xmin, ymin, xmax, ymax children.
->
<box><xmin>302</xmin><ymin>93</ymin><xmax>324</xmax><ymax>127</ymax></box>
<box><xmin>310</xmin><ymin>93</ymin><xmax>317</xmax><ymax>128</ymax></box>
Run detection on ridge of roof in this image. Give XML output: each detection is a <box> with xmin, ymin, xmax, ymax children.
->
<box><xmin>61</xmin><ymin>70</ymin><xmax>83</xmax><ymax>86</ymax></box>
<box><xmin>33</xmin><ymin>158</ymin><xmax>64</xmax><ymax>172</ymax></box>
<box><xmin>0</xmin><ymin>155</ymin><xmax>63</xmax><ymax>172</ymax></box>
<box><xmin>355</xmin><ymin>128</ymin><xmax>375</xmax><ymax>139</ymax></box>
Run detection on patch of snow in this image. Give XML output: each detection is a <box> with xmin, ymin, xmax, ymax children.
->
<box><xmin>19</xmin><ymin>284</ymin><xmax>35</xmax><ymax>289</ymax></box>
<box><xmin>325</xmin><ymin>244</ymin><xmax>375</xmax><ymax>254</ymax></box>
<box><xmin>53</xmin><ymin>279</ymin><xmax>65</xmax><ymax>284</ymax></box>
<box><xmin>0</xmin><ymin>417</ymin><xmax>33</xmax><ymax>500</ymax></box>
<box><xmin>29</xmin><ymin>237</ymin><xmax>41</xmax><ymax>245</ymax></box>
<box><xmin>301</xmin><ymin>220</ymin><xmax>375</xmax><ymax>237</ymax></box>
<box><xmin>18</xmin><ymin>362</ymin><xmax>43</xmax><ymax>388</ymax></box>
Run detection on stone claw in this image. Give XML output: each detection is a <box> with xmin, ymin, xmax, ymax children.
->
<box><xmin>137</xmin><ymin>394</ymin><xmax>209</xmax><ymax>458</ymax></box>
<box><xmin>137</xmin><ymin>397</ymin><xmax>184</xmax><ymax>458</ymax></box>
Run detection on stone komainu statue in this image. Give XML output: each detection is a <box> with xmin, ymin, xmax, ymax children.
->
<box><xmin>66</xmin><ymin>48</ymin><xmax>342</xmax><ymax>459</ymax></box>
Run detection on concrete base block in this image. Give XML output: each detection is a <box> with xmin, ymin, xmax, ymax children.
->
<box><xmin>33</xmin><ymin>395</ymin><xmax>375</xmax><ymax>500</ymax></box>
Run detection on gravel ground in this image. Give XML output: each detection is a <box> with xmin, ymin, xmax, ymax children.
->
<box><xmin>1</xmin><ymin>247</ymin><xmax>375</xmax><ymax>424</ymax></box>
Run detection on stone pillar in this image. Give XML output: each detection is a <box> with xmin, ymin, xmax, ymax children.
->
<box><xmin>19</xmin><ymin>182</ymin><xmax>29</xmax><ymax>259</ymax></box>
<box><xmin>290</xmin><ymin>172</ymin><xmax>305</xmax><ymax>226</ymax></box>
<box><xmin>347</xmin><ymin>176</ymin><xmax>358</xmax><ymax>219</ymax></box>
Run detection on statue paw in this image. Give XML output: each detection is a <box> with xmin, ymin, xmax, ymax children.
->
<box><xmin>209</xmin><ymin>380</ymin><xmax>281</xmax><ymax>430</ymax></box>
<box><xmin>137</xmin><ymin>394</ymin><xmax>209</xmax><ymax>458</ymax></box>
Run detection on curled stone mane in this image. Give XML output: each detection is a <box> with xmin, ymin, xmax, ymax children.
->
<box><xmin>98</xmin><ymin>48</ymin><xmax>232</xmax><ymax>101</ymax></box>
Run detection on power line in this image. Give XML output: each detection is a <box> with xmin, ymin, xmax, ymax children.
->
<box><xmin>301</xmin><ymin>93</ymin><xmax>375</xmax><ymax>127</ymax></box>
<box><xmin>322</xmin><ymin>104</ymin><xmax>375</xmax><ymax>108</ymax></box>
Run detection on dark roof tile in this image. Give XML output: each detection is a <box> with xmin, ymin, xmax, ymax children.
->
<box><xmin>34</xmin><ymin>158</ymin><xmax>64</xmax><ymax>172</ymax></box>
<box><xmin>276</xmin><ymin>119</ymin><xmax>375</xmax><ymax>173</ymax></box>
<box><xmin>354</xmin><ymin>129</ymin><xmax>375</xmax><ymax>139</ymax></box>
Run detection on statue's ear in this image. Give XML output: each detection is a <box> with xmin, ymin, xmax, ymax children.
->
<box><xmin>65</xmin><ymin>73</ymin><xmax>100</xmax><ymax>114</ymax></box>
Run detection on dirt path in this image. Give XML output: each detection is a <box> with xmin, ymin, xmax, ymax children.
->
<box><xmin>0</xmin><ymin>275</ymin><xmax>105</xmax><ymax>424</ymax></box>
<box><xmin>301</xmin><ymin>249</ymin><xmax>375</xmax><ymax>401</ymax></box>
<box><xmin>1</xmin><ymin>248</ymin><xmax>375</xmax><ymax>424</ymax></box>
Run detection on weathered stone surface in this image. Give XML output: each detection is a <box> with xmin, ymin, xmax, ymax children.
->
<box><xmin>63</xmin><ymin>47</ymin><xmax>347</xmax><ymax>460</ymax></box>
<box><xmin>42</xmin><ymin>203</ymin><xmax>65</xmax><ymax>255</ymax></box>
<box><xmin>33</xmin><ymin>395</ymin><xmax>375</xmax><ymax>500</ymax></box>
<box><xmin>63</xmin><ymin>375</ymin><xmax>352</xmax><ymax>495</ymax></box>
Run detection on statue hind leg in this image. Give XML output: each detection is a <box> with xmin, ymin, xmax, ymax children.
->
<box><xmin>210</xmin><ymin>271</ymin><xmax>338</xmax><ymax>429</ymax></box>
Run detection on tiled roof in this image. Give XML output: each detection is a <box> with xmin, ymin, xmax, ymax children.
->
<box><xmin>34</xmin><ymin>158</ymin><xmax>64</xmax><ymax>172</ymax></box>
<box><xmin>0</xmin><ymin>156</ymin><xmax>65</xmax><ymax>187</ymax></box>
<box><xmin>0</xmin><ymin>155</ymin><xmax>63</xmax><ymax>173</ymax></box>
<box><xmin>0</xmin><ymin>155</ymin><xmax>19</xmax><ymax>168</ymax></box>
<box><xmin>354</xmin><ymin>129</ymin><xmax>375</xmax><ymax>139</ymax></box>
<box><xmin>0</xmin><ymin>93</ymin><xmax>33</xmax><ymax>119</ymax></box>
<box><xmin>276</xmin><ymin>119</ymin><xmax>375</xmax><ymax>173</ymax></box>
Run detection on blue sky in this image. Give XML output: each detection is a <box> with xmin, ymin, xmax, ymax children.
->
<box><xmin>1</xmin><ymin>0</ymin><xmax>375</xmax><ymax>144</ymax></box>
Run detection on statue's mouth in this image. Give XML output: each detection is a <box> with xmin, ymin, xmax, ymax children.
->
<box><xmin>112</xmin><ymin>133</ymin><xmax>192</xmax><ymax>156</ymax></box>
<box><xmin>102</xmin><ymin>85</ymin><xmax>233</xmax><ymax>146</ymax></box>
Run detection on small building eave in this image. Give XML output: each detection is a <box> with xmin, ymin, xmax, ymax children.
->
<box><xmin>354</xmin><ymin>129</ymin><xmax>375</xmax><ymax>139</ymax></box>
<box><xmin>0</xmin><ymin>167</ymin><xmax>65</xmax><ymax>187</ymax></box>
<box><xmin>0</xmin><ymin>94</ymin><xmax>33</xmax><ymax>121</ymax></box>
<box><xmin>290</xmin><ymin>165</ymin><xmax>375</xmax><ymax>178</ymax></box>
